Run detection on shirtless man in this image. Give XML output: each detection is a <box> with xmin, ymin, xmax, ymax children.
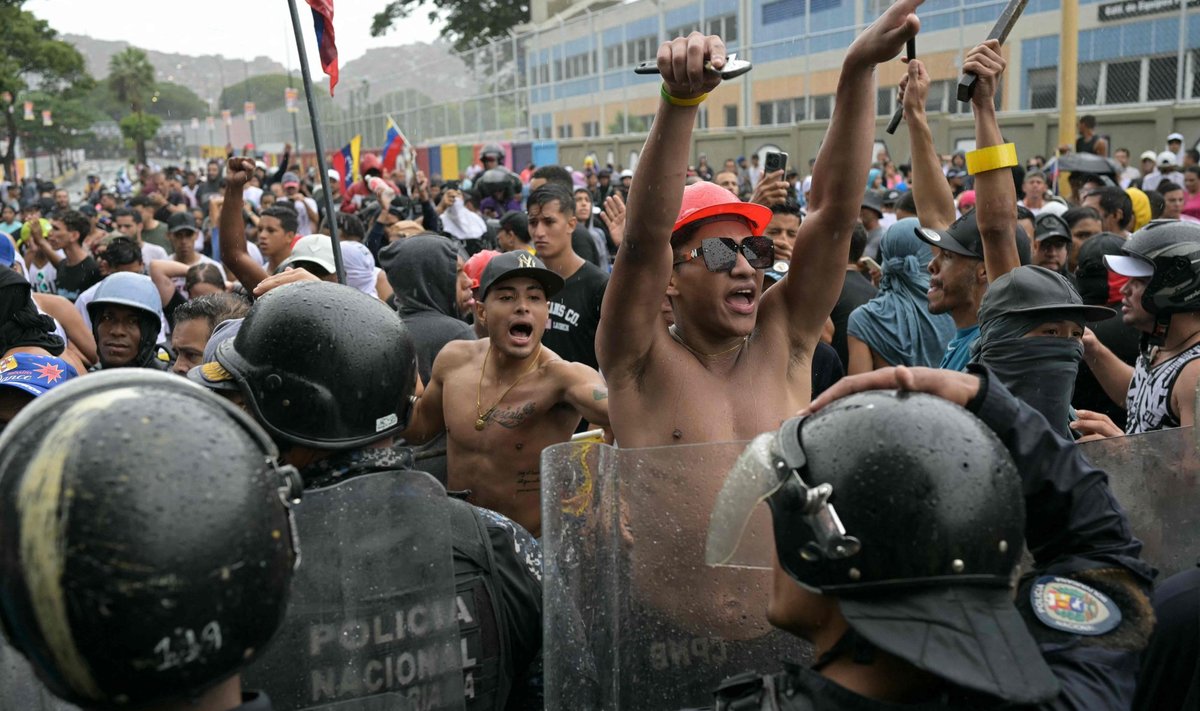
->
<box><xmin>600</xmin><ymin>7</ymin><xmax>921</xmax><ymax>448</ymax></box>
<box><xmin>401</xmin><ymin>251</ymin><xmax>610</xmax><ymax>537</ymax></box>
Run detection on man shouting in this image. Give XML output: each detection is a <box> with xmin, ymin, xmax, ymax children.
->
<box><xmin>599</xmin><ymin>3</ymin><xmax>922</xmax><ymax>447</ymax></box>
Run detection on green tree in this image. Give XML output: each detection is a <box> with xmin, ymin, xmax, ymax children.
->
<box><xmin>108</xmin><ymin>47</ymin><xmax>156</xmax><ymax>164</ymax></box>
<box><xmin>218</xmin><ymin>74</ymin><xmax>293</xmax><ymax>115</ymax></box>
<box><xmin>19</xmin><ymin>91</ymin><xmax>100</xmax><ymax>173</ymax></box>
<box><xmin>147</xmin><ymin>81</ymin><xmax>207</xmax><ymax>120</ymax></box>
<box><xmin>118</xmin><ymin>113</ymin><xmax>161</xmax><ymax>159</ymax></box>
<box><xmin>0</xmin><ymin>1</ymin><xmax>91</xmax><ymax>181</ymax></box>
<box><xmin>370</xmin><ymin>0</ymin><xmax>529</xmax><ymax>52</ymax></box>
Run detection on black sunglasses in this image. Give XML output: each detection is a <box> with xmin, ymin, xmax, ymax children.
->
<box><xmin>673</xmin><ymin>236</ymin><xmax>775</xmax><ymax>272</ymax></box>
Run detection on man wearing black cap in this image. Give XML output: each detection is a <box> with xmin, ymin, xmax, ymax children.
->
<box><xmin>167</xmin><ymin>212</ymin><xmax>225</xmax><ymax>293</ymax></box>
<box><xmin>1032</xmin><ymin>213</ymin><xmax>1072</xmax><ymax>273</ymax></box>
<box><xmin>913</xmin><ymin>40</ymin><xmax>1030</xmax><ymax>372</ymax></box>
<box><xmin>401</xmin><ymin>251</ymin><xmax>610</xmax><ymax>538</ymax></box>
<box><xmin>860</xmin><ymin>191</ymin><xmax>885</xmax><ymax>260</ymax></box>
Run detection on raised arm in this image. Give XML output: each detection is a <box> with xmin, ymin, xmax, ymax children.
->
<box><xmin>26</xmin><ymin>218</ymin><xmax>58</xmax><ymax>266</ymax></box>
<box><xmin>558</xmin><ymin>361</ymin><xmax>611</xmax><ymax>428</ymax></box>
<box><xmin>1082</xmin><ymin>329</ymin><xmax>1133</xmax><ymax>408</ymax></box>
<box><xmin>218</xmin><ymin>158</ymin><xmax>270</xmax><ymax>293</ymax></box>
<box><xmin>964</xmin><ymin>41</ymin><xmax>1020</xmax><ymax>282</ymax></box>
<box><xmin>768</xmin><ymin>0</ymin><xmax>923</xmax><ymax>343</ymax></box>
<box><xmin>901</xmin><ymin>59</ymin><xmax>956</xmax><ymax>230</ymax></box>
<box><xmin>149</xmin><ymin>259</ymin><xmax>189</xmax><ymax>306</ymax></box>
<box><xmin>596</xmin><ymin>33</ymin><xmax>726</xmax><ymax>382</ymax></box>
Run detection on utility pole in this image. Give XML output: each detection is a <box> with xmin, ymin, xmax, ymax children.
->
<box><xmin>243</xmin><ymin>61</ymin><xmax>257</xmax><ymax>150</ymax></box>
<box><xmin>1058</xmin><ymin>0</ymin><xmax>1078</xmax><ymax>159</ymax></box>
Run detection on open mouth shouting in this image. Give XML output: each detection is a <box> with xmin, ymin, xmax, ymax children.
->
<box><xmin>725</xmin><ymin>284</ymin><xmax>758</xmax><ymax>316</ymax></box>
<box><xmin>508</xmin><ymin>319</ymin><xmax>535</xmax><ymax>347</ymax></box>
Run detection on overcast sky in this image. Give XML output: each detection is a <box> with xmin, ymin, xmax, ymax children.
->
<box><xmin>26</xmin><ymin>0</ymin><xmax>444</xmax><ymax>72</ymax></box>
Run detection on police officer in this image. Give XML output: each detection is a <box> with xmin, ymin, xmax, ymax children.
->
<box><xmin>0</xmin><ymin>370</ymin><xmax>300</xmax><ymax>711</ymax></box>
<box><xmin>86</xmin><ymin>272</ymin><xmax>169</xmax><ymax>371</ymax></box>
<box><xmin>204</xmin><ymin>281</ymin><xmax>543</xmax><ymax>711</ymax></box>
<box><xmin>703</xmin><ymin>365</ymin><xmax>1153</xmax><ymax>710</ymax></box>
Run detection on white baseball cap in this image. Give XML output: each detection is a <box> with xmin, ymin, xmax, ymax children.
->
<box><xmin>1157</xmin><ymin>150</ymin><xmax>1178</xmax><ymax>167</ymax></box>
<box><xmin>1167</xmin><ymin>132</ymin><xmax>1185</xmax><ymax>143</ymax></box>
<box><xmin>1140</xmin><ymin>150</ymin><xmax>1159</xmax><ymax>162</ymax></box>
<box><xmin>278</xmin><ymin>234</ymin><xmax>336</xmax><ymax>275</ymax></box>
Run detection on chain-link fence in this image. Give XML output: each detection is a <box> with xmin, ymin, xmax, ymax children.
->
<box><xmin>175</xmin><ymin>0</ymin><xmax>1200</xmax><ymax>154</ymax></box>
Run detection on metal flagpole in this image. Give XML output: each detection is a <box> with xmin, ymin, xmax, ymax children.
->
<box><xmin>286</xmin><ymin>0</ymin><xmax>345</xmax><ymax>284</ymax></box>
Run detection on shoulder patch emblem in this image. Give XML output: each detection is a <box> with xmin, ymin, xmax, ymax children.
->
<box><xmin>1031</xmin><ymin>575</ymin><xmax>1122</xmax><ymax>636</ymax></box>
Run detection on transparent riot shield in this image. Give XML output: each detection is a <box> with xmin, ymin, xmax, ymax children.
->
<box><xmin>244</xmin><ymin>471</ymin><xmax>464</xmax><ymax>711</ymax></box>
<box><xmin>542</xmin><ymin>441</ymin><xmax>811</xmax><ymax>711</ymax></box>
<box><xmin>1079</xmin><ymin>426</ymin><xmax>1200</xmax><ymax>578</ymax></box>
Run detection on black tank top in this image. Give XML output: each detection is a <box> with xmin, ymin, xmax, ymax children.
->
<box><xmin>1076</xmin><ymin>134</ymin><xmax>1100</xmax><ymax>155</ymax></box>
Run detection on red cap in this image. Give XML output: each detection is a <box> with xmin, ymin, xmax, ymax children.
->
<box><xmin>957</xmin><ymin>190</ymin><xmax>977</xmax><ymax>211</ymax></box>
<box><xmin>673</xmin><ymin>181</ymin><xmax>772</xmax><ymax>236</ymax></box>
<box><xmin>464</xmin><ymin>249</ymin><xmax>501</xmax><ymax>289</ymax></box>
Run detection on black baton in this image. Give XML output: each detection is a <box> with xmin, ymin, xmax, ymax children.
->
<box><xmin>885</xmin><ymin>37</ymin><xmax>917</xmax><ymax>135</ymax></box>
<box><xmin>957</xmin><ymin>0</ymin><xmax>1028</xmax><ymax>103</ymax></box>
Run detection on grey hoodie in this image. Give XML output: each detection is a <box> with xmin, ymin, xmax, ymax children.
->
<box><xmin>380</xmin><ymin>235</ymin><xmax>474</xmax><ymax>383</ymax></box>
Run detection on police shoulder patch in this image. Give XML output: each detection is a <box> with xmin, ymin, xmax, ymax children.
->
<box><xmin>1030</xmin><ymin>575</ymin><xmax>1122</xmax><ymax>636</ymax></box>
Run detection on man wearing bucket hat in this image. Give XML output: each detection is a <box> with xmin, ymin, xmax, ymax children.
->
<box><xmin>401</xmin><ymin>250</ymin><xmax>610</xmax><ymax>537</ymax></box>
<box><xmin>600</xmin><ymin>3</ymin><xmax>922</xmax><ymax>450</ymax></box>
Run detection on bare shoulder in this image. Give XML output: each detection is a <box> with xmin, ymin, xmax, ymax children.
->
<box><xmin>543</xmin><ymin>357</ymin><xmax>603</xmax><ymax>385</ymax></box>
<box><xmin>432</xmin><ymin>338</ymin><xmax>484</xmax><ymax>377</ymax></box>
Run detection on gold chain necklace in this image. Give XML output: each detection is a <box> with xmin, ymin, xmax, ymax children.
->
<box><xmin>669</xmin><ymin>325</ymin><xmax>748</xmax><ymax>359</ymax></box>
<box><xmin>475</xmin><ymin>344</ymin><xmax>542</xmax><ymax>430</ymax></box>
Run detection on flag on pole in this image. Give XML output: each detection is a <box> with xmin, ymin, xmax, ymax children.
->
<box><xmin>285</xmin><ymin>87</ymin><xmax>299</xmax><ymax>113</ymax></box>
<box><xmin>244</xmin><ymin>102</ymin><xmax>256</xmax><ymax>122</ymax></box>
<box><xmin>221</xmin><ymin>109</ymin><xmax>232</xmax><ymax>126</ymax></box>
<box><xmin>23</xmin><ymin>102</ymin><xmax>33</xmax><ymax>121</ymax></box>
<box><xmin>381</xmin><ymin>117</ymin><xmax>408</xmax><ymax>173</ymax></box>
<box><xmin>41</xmin><ymin>110</ymin><xmax>52</xmax><ymax>127</ymax></box>
<box><xmin>330</xmin><ymin>134</ymin><xmax>360</xmax><ymax>191</ymax></box>
<box><xmin>305</xmin><ymin>0</ymin><xmax>338</xmax><ymax>95</ymax></box>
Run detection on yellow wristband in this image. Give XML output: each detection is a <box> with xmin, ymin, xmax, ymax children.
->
<box><xmin>660</xmin><ymin>83</ymin><xmax>708</xmax><ymax>107</ymax></box>
<box><xmin>966</xmin><ymin>143</ymin><xmax>1018</xmax><ymax>175</ymax></box>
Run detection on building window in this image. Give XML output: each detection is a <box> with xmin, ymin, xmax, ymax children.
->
<box><xmin>1029</xmin><ymin>67</ymin><xmax>1057</xmax><ymax>109</ymax></box>
<box><xmin>1106</xmin><ymin>60</ymin><xmax>1141</xmax><ymax>105</ymax></box>
<box><xmin>605</xmin><ymin>44</ymin><xmax>624</xmax><ymax>69</ymax></box>
<box><xmin>558</xmin><ymin>124</ymin><xmax>573</xmax><ymax>138</ymax></box>
<box><xmin>696</xmin><ymin>107</ymin><xmax>709</xmax><ymax>130</ymax></box>
<box><xmin>724</xmin><ymin>103</ymin><xmax>738</xmax><ymax>127</ymax></box>
<box><xmin>1077</xmin><ymin>62</ymin><xmax>1101</xmax><ymax>106</ymax></box>
<box><xmin>706</xmin><ymin>14</ymin><xmax>738</xmax><ymax>41</ymax></box>
<box><xmin>582</xmin><ymin>120</ymin><xmax>600</xmax><ymax>137</ymax></box>
<box><xmin>627</xmin><ymin>35</ymin><xmax>656</xmax><ymax>65</ymax></box>
<box><xmin>876</xmin><ymin>87</ymin><xmax>893</xmax><ymax>117</ymax></box>
<box><xmin>1147</xmin><ymin>56</ymin><xmax>1178</xmax><ymax>102</ymax></box>
<box><xmin>763</xmin><ymin>0</ymin><xmax>840</xmax><ymax>24</ymax></box>
<box><xmin>811</xmin><ymin>94</ymin><xmax>833</xmax><ymax>120</ymax></box>
<box><xmin>924</xmin><ymin>80</ymin><xmax>945</xmax><ymax>113</ymax></box>
<box><xmin>667</xmin><ymin>22</ymin><xmax>700</xmax><ymax>39</ymax></box>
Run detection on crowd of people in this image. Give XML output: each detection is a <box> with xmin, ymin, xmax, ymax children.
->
<box><xmin>0</xmin><ymin>1</ymin><xmax>1197</xmax><ymax>709</ymax></box>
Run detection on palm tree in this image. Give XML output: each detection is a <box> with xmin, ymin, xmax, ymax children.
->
<box><xmin>108</xmin><ymin>48</ymin><xmax>156</xmax><ymax>165</ymax></box>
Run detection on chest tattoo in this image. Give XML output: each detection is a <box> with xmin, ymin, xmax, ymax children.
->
<box><xmin>516</xmin><ymin>470</ymin><xmax>540</xmax><ymax>493</ymax></box>
<box><xmin>491</xmin><ymin>401</ymin><xmax>537</xmax><ymax>429</ymax></box>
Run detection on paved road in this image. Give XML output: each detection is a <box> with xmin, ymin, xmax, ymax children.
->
<box><xmin>57</xmin><ymin>158</ymin><xmax>128</xmax><ymax>201</ymax></box>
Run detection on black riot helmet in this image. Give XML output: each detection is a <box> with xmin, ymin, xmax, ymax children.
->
<box><xmin>707</xmin><ymin>390</ymin><xmax>1059</xmax><ymax>704</ymax></box>
<box><xmin>0</xmin><ymin>370</ymin><xmax>300</xmax><ymax>710</ymax></box>
<box><xmin>475</xmin><ymin>167</ymin><xmax>522</xmax><ymax>201</ymax></box>
<box><xmin>216</xmin><ymin>281</ymin><xmax>417</xmax><ymax>449</ymax></box>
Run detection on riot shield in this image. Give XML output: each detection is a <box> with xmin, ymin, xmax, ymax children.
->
<box><xmin>1079</xmin><ymin>426</ymin><xmax>1200</xmax><ymax>578</ymax></box>
<box><xmin>244</xmin><ymin>471</ymin><xmax>464</xmax><ymax>711</ymax></box>
<box><xmin>0</xmin><ymin>637</ymin><xmax>80</xmax><ymax>711</ymax></box>
<box><xmin>542</xmin><ymin>441</ymin><xmax>811</xmax><ymax>711</ymax></box>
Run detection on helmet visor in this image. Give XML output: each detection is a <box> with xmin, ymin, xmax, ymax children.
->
<box><xmin>705</xmin><ymin>432</ymin><xmax>787</xmax><ymax>569</ymax></box>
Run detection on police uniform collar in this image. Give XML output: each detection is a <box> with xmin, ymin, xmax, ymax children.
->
<box><xmin>298</xmin><ymin>446</ymin><xmax>416</xmax><ymax>489</ymax></box>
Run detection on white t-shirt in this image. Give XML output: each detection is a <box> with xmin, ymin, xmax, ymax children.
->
<box><xmin>1017</xmin><ymin>201</ymin><xmax>1044</xmax><ymax>216</ymax></box>
<box><xmin>25</xmin><ymin>257</ymin><xmax>58</xmax><ymax>294</ymax></box>
<box><xmin>142</xmin><ymin>243</ymin><xmax>169</xmax><ymax>264</ymax></box>
<box><xmin>284</xmin><ymin>196</ymin><xmax>319</xmax><ymax>236</ymax></box>
<box><xmin>166</xmin><ymin>254</ymin><xmax>227</xmax><ymax>296</ymax></box>
<box><xmin>243</xmin><ymin>186</ymin><xmax>264</xmax><ymax>209</ymax></box>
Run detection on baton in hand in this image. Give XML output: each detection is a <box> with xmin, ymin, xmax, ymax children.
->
<box><xmin>957</xmin><ymin>0</ymin><xmax>1028</xmax><ymax>102</ymax></box>
<box><xmin>885</xmin><ymin>38</ymin><xmax>917</xmax><ymax>135</ymax></box>
<box><xmin>634</xmin><ymin>53</ymin><xmax>753</xmax><ymax>80</ymax></box>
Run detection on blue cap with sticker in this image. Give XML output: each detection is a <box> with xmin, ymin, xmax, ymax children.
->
<box><xmin>0</xmin><ymin>354</ymin><xmax>79</xmax><ymax>398</ymax></box>
<box><xmin>1031</xmin><ymin>575</ymin><xmax>1122</xmax><ymax>636</ymax></box>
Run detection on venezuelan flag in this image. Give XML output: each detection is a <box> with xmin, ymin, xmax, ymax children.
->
<box><xmin>305</xmin><ymin>0</ymin><xmax>338</xmax><ymax>95</ymax></box>
<box><xmin>381</xmin><ymin>118</ymin><xmax>405</xmax><ymax>173</ymax></box>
